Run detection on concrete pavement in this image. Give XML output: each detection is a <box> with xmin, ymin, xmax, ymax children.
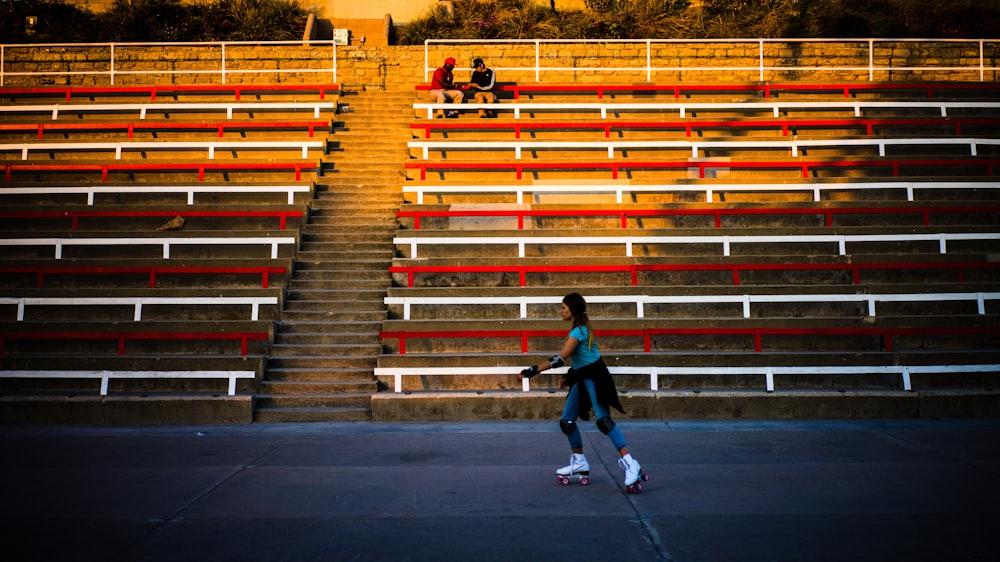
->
<box><xmin>2</xmin><ymin>419</ymin><xmax>999</xmax><ymax>561</ymax></box>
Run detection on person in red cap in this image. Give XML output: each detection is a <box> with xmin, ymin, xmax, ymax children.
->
<box><xmin>429</xmin><ymin>56</ymin><xmax>464</xmax><ymax>118</ymax></box>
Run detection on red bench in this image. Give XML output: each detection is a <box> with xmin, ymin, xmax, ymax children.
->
<box><xmin>405</xmin><ymin>157</ymin><xmax>1000</xmax><ymax>180</ymax></box>
<box><xmin>389</xmin><ymin>261</ymin><xmax>1000</xmax><ymax>288</ymax></box>
<box><xmin>3</xmin><ymin>161</ymin><xmax>319</xmax><ymax>182</ymax></box>
<box><xmin>0</xmin><ymin>209</ymin><xmax>306</xmax><ymax>230</ymax></box>
<box><xmin>415</xmin><ymin>82</ymin><xmax>1000</xmax><ymax>100</ymax></box>
<box><xmin>0</xmin><ymin>84</ymin><xmax>340</xmax><ymax>102</ymax></box>
<box><xmin>379</xmin><ymin>325</ymin><xmax>1000</xmax><ymax>354</ymax></box>
<box><xmin>410</xmin><ymin>117</ymin><xmax>1000</xmax><ymax>139</ymax></box>
<box><xmin>0</xmin><ymin>265</ymin><xmax>287</xmax><ymax>288</ymax></box>
<box><xmin>0</xmin><ymin>120</ymin><xmax>332</xmax><ymax>139</ymax></box>
<box><xmin>0</xmin><ymin>330</ymin><xmax>269</xmax><ymax>356</ymax></box>
<box><xmin>397</xmin><ymin>205</ymin><xmax>1000</xmax><ymax>230</ymax></box>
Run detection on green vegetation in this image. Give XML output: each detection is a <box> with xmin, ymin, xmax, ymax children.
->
<box><xmin>1</xmin><ymin>0</ymin><xmax>997</xmax><ymax>45</ymax></box>
<box><xmin>398</xmin><ymin>0</ymin><xmax>1000</xmax><ymax>44</ymax></box>
<box><xmin>0</xmin><ymin>0</ymin><xmax>310</xmax><ymax>43</ymax></box>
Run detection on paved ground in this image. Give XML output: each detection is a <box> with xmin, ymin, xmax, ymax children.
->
<box><xmin>2</xmin><ymin>418</ymin><xmax>999</xmax><ymax>562</ymax></box>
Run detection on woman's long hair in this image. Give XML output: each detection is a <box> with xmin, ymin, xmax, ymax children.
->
<box><xmin>562</xmin><ymin>292</ymin><xmax>595</xmax><ymax>350</ymax></box>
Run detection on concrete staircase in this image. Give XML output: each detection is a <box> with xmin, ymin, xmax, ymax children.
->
<box><xmin>255</xmin><ymin>89</ymin><xmax>411</xmax><ymax>421</ymax></box>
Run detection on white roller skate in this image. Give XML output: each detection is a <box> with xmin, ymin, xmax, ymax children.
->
<box><xmin>556</xmin><ymin>453</ymin><xmax>590</xmax><ymax>486</ymax></box>
<box><xmin>618</xmin><ymin>453</ymin><xmax>649</xmax><ymax>493</ymax></box>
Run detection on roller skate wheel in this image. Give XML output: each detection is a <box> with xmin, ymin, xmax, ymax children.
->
<box><xmin>580</xmin><ymin>476</ymin><xmax>589</xmax><ymax>486</ymax></box>
<box><xmin>641</xmin><ymin>473</ymin><xmax>650</xmax><ymax>482</ymax></box>
<box><xmin>558</xmin><ymin>476</ymin><xmax>570</xmax><ymax>485</ymax></box>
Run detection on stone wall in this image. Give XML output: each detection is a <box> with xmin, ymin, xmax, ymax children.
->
<box><xmin>2</xmin><ymin>41</ymin><xmax>997</xmax><ymax>90</ymax></box>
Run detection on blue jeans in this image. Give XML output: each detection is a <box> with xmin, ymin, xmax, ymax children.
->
<box><xmin>560</xmin><ymin>377</ymin><xmax>627</xmax><ymax>451</ymax></box>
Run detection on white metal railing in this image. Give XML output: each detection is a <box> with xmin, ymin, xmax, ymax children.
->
<box><xmin>372</xmin><ymin>364</ymin><xmax>1000</xmax><ymax>393</ymax></box>
<box><xmin>394</xmin><ymin>232</ymin><xmax>1000</xmax><ymax>259</ymax></box>
<box><xmin>401</xmin><ymin>180</ymin><xmax>1000</xmax><ymax>205</ymax></box>
<box><xmin>0</xmin><ymin>40</ymin><xmax>338</xmax><ymax>86</ymax></box>
<box><xmin>0</xmin><ymin>370</ymin><xmax>256</xmax><ymax>396</ymax></box>
<box><xmin>411</xmin><ymin>100</ymin><xmax>1000</xmax><ymax>120</ymax></box>
<box><xmin>408</xmin><ymin>137</ymin><xmax>1000</xmax><ymax>160</ymax></box>
<box><xmin>0</xmin><ymin>296</ymin><xmax>279</xmax><ymax>322</ymax></box>
<box><xmin>384</xmin><ymin>292</ymin><xmax>1000</xmax><ymax>321</ymax></box>
<box><xmin>0</xmin><ymin>236</ymin><xmax>297</xmax><ymax>259</ymax></box>
<box><xmin>2</xmin><ymin>184</ymin><xmax>313</xmax><ymax>206</ymax></box>
<box><xmin>424</xmin><ymin>38</ymin><xmax>1000</xmax><ymax>82</ymax></box>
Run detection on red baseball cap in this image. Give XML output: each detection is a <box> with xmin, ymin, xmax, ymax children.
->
<box><xmin>444</xmin><ymin>57</ymin><xmax>456</xmax><ymax>65</ymax></box>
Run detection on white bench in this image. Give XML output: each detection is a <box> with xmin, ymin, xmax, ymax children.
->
<box><xmin>1</xmin><ymin>140</ymin><xmax>326</xmax><ymax>160</ymax></box>
<box><xmin>394</xmin><ymin>232</ymin><xmax>1000</xmax><ymax>258</ymax></box>
<box><xmin>373</xmin><ymin>364</ymin><xmax>1000</xmax><ymax>393</ymax></box>
<box><xmin>0</xmin><ymin>102</ymin><xmax>337</xmax><ymax>120</ymax></box>
<box><xmin>0</xmin><ymin>370</ymin><xmax>256</xmax><ymax>396</ymax></box>
<box><xmin>412</xmin><ymin>100</ymin><xmax>1000</xmax><ymax>120</ymax></box>
<box><xmin>402</xmin><ymin>180</ymin><xmax>1000</xmax><ymax>204</ymax></box>
<box><xmin>408</xmin><ymin>137</ymin><xmax>1000</xmax><ymax>160</ymax></box>
<box><xmin>385</xmin><ymin>292</ymin><xmax>1000</xmax><ymax>320</ymax></box>
<box><xmin>0</xmin><ymin>236</ymin><xmax>297</xmax><ymax>259</ymax></box>
<box><xmin>0</xmin><ymin>184</ymin><xmax>313</xmax><ymax>205</ymax></box>
<box><xmin>0</xmin><ymin>296</ymin><xmax>279</xmax><ymax>321</ymax></box>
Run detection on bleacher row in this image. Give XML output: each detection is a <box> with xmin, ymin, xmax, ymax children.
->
<box><xmin>374</xmin><ymin>82</ymin><xmax>1000</xmax><ymax>400</ymax></box>
<box><xmin>0</xmin><ymin>84</ymin><xmax>338</xmax><ymax>409</ymax></box>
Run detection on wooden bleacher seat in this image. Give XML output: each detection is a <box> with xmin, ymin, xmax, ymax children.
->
<box><xmin>0</xmin><ymin>140</ymin><xmax>327</xmax><ymax>160</ymax></box>
<box><xmin>0</xmin><ymin>234</ymin><xmax>297</xmax><ymax>260</ymax></box>
<box><xmin>384</xmin><ymin>288</ymin><xmax>1000</xmax><ymax>321</ymax></box>
<box><xmin>400</xmin><ymin>179</ymin><xmax>1000</xmax><ymax>204</ymax></box>
<box><xmin>3</xmin><ymin>159</ymin><xmax>320</xmax><ymax>182</ymax></box>
<box><xmin>404</xmin><ymin>156</ymin><xmax>1000</xmax><ymax>181</ymax></box>
<box><xmin>0</xmin><ymin>260</ymin><xmax>288</xmax><ymax>289</ymax></box>
<box><xmin>1</xmin><ymin>289</ymin><xmax>281</xmax><ymax>322</ymax></box>
<box><xmin>410</xmin><ymin>117</ymin><xmax>1000</xmax><ymax>139</ymax></box>
<box><xmin>411</xmin><ymin>100</ymin><xmax>1000</xmax><ymax>120</ymax></box>
<box><xmin>0</xmin><ymin>101</ymin><xmax>338</xmax><ymax>120</ymax></box>
<box><xmin>0</xmin><ymin>83</ymin><xmax>339</xmax><ymax>102</ymax></box>
<box><xmin>392</xmin><ymin>230</ymin><xmax>1000</xmax><ymax>259</ymax></box>
<box><xmin>0</xmin><ymin>321</ymin><xmax>271</xmax><ymax>357</ymax></box>
<box><xmin>407</xmin><ymin>137</ymin><xmax>1000</xmax><ymax>160</ymax></box>
<box><xmin>415</xmin><ymin>81</ymin><xmax>1000</xmax><ymax>101</ymax></box>
<box><xmin>0</xmin><ymin>120</ymin><xmax>333</xmax><ymax>139</ymax></box>
<box><xmin>0</xmin><ymin>182</ymin><xmax>314</xmax><ymax>205</ymax></box>
<box><xmin>396</xmin><ymin>203</ymin><xmax>1000</xmax><ymax>231</ymax></box>
<box><xmin>388</xmin><ymin>257</ymin><xmax>1000</xmax><ymax>288</ymax></box>
<box><xmin>0</xmin><ymin>206</ymin><xmax>306</xmax><ymax>231</ymax></box>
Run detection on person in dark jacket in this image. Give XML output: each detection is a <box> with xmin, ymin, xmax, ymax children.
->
<box><xmin>520</xmin><ymin>293</ymin><xmax>648</xmax><ymax>492</ymax></box>
<box><xmin>468</xmin><ymin>58</ymin><xmax>497</xmax><ymax>118</ymax></box>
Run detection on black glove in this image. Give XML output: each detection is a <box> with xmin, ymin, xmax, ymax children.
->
<box><xmin>520</xmin><ymin>365</ymin><xmax>539</xmax><ymax>379</ymax></box>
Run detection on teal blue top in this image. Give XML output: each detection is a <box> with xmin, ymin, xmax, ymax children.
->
<box><xmin>568</xmin><ymin>325</ymin><xmax>600</xmax><ymax>368</ymax></box>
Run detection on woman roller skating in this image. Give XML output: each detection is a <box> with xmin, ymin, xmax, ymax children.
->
<box><xmin>520</xmin><ymin>293</ymin><xmax>648</xmax><ymax>493</ymax></box>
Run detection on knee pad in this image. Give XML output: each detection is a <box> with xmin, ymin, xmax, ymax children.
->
<box><xmin>559</xmin><ymin>420</ymin><xmax>576</xmax><ymax>436</ymax></box>
<box><xmin>596</xmin><ymin>417</ymin><xmax>616</xmax><ymax>435</ymax></box>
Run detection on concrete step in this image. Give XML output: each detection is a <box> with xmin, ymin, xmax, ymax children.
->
<box><xmin>263</xmin><ymin>367</ymin><xmax>376</xmax><ymax>382</ymax></box>
<box><xmin>282</xmin><ymin>299</ymin><xmax>386</xmax><ymax>312</ymax></box>
<box><xmin>296</xmin><ymin>246</ymin><xmax>395</xmax><ymax>258</ymax></box>
<box><xmin>260</xmin><ymin>379</ymin><xmax>377</xmax><ymax>393</ymax></box>
<box><xmin>259</xmin><ymin>87</ymin><xmax>411</xmax><ymax>422</ymax></box>
<box><xmin>265</xmin><ymin>355</ymin><xmax>378</xmax><ymax>369</ymax></box>
<box><xmin>253</xmin><ymin>406</ymin><xmax>371</xmax><ymax>422</ymax></box>
<box><xmin>277</xmin><ymin>310</ymin><xmax>386</xmax><ymax>323</ymax></box>
<box><xmin>287</xmin><ymin>276</ymin><xmax>391</xmax><ymax>288</ymax></box>
<box><xmin>275</xmin><ymin>320</ymin><xmax>382</xmax><ymax>333</ymax></box>
<box><xmin>274</xmin><ymin>331</ymin><xmax>380</xmax><ymax>345</ymax></box>
<box><xmin>298</xmin><ymin>226</ymin><xmax>396</xmax><ymax>237</ymax></box>
<box><xmin>257</xmin><ymin>392</ymin><xmax>373</xmax><ymax>409</ymax></box>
